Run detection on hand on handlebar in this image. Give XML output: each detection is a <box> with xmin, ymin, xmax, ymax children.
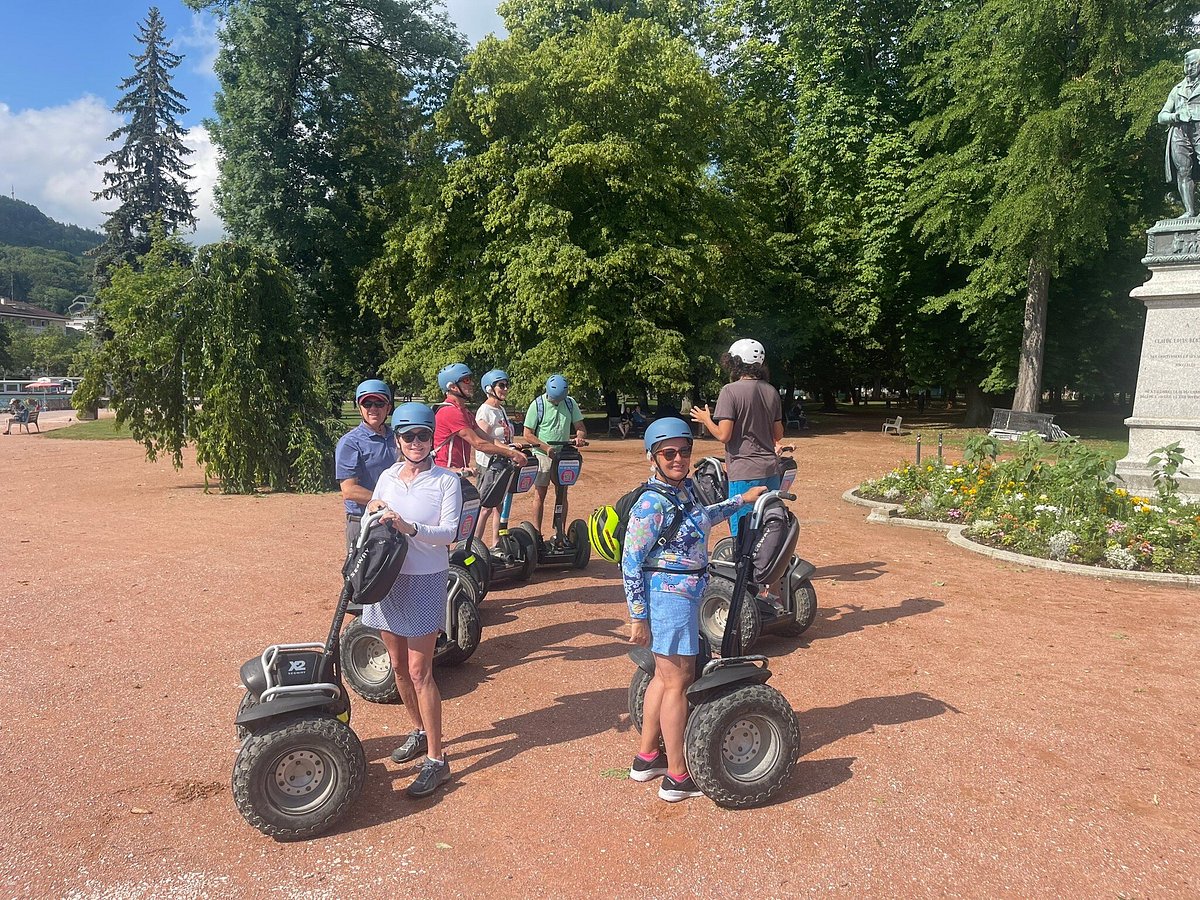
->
<box><xmin>740</xmin><ymin>485</ymin><xmax>768</xmax><ymax>505</ymax></box>
<box><xmin>775</xmin><ymin>443</ymin><xmax>795</xmax><ymax>455</ymax></box>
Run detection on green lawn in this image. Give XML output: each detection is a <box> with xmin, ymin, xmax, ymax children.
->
<box><xmin>44</xmin><ymin>419</ymin><xmax>133</xmax><ymax>441</ymax></box>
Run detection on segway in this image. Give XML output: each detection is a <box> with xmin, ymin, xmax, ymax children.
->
<box><xmin>699</xmin><ymin>451</ymin><xmax>816</xmax><ymax>652</ymax></box>
<box><xmin>516</xmin><ymin>441</ymin><xmax>590</xmax><ymax>570</ymax></box>
<box><xmin>232</xmin><ymin>508</ymin><xmax>398</xmax><ymax>839</ymax></box>
<box><xmin>627</xmin><ymin>491</ymin><xmax>802</xmax><ymax>808</ymax></box>
<box><xmin>484</xmin><ymin>448</ymin><xmax>541</xmax><ymax>584</ymax></box>
<box><xmin>339</xmin><ymin>476</ymin><xmax>485</xmax><ymax>703</ymax></box>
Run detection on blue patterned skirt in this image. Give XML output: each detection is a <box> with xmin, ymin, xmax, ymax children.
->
<box><xmin>361</xmin><ymin>570</ymin><xmax>447</xmax><ymax>638</ymax></box>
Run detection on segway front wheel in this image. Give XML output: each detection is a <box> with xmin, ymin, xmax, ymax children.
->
<box><xmin>568</xmin><ymin>519</ymin><xmax>591</xmax><ymax>569</ymax></box>
<box><xmin>776</xmin><ymin>577</ymin><xmax>818</xmax><ymax>636</ymax></box>
<box><xmin>340</xmin><ymin>617</ymin><xmax>399</xmax><ymax>703</ymax></box>
<box><xmin>232</xmin><ymin>715</ymin><xmax>366</xmax><ymax>840</ymax></box>
<box><xmin>628</xmin><ymin>665</ymin><xmax>652</xmax><ymax>733</ymax></box>
<box><xmin>698</xmin><ymin>578</ymin><xmax>762</xmax><ymax>655</ymax></box>
<box><xmin>235</xmin><ymin>690</ymin><xmax>259</xmax><ymax>742</ymax></box>
<box><xmin>436</xmin><ymin>567</ymin><xmax>482</xmax><ymax>666</ymax></box>
<box><xmin>460</xmin><ymin>536</ymin><xmax>492</xmax><ymax>600</ymax></box>
<box><xmin>684</xmin><ymin>683</ymin><xmax>799</xmax><ymax>809</ymax></box>
<box><xmin>512</xmin><ymin>528</ymin><xmax>539</xmax><ymax>582</ymax></box>
<box><xmin>711</xmin><ymin>536</ymin><xmax>735</xmax><ymax>564</ymax></box>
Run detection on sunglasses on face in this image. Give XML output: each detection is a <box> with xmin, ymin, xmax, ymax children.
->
<box><xmin>360</xmin><ymin>399</ymin><xmax>389</xmax><ymax>409</ymax></box>
<box><xmin>398</xmin><ymin>429</ymin><xmax>433</xmax><ymax>443</ymax></box>
<box><xmin>493</xmin><ymin>381</ymin><xmax>510</xmax><ymax>390</ymax></box>
<box><xmin>656</xmin><ymin>446</ymin><xmax>693</xmax><ymax>462</ymax></box>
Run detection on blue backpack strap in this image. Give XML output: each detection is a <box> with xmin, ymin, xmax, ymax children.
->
<box><xmin>530</xmin><ymin>395</ymin><xmax>545</xmax><ymax>432</ymax></box>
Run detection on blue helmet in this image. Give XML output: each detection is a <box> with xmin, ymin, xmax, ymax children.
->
<box><xmin>391</xmin><ymin>402</ymin><xmax>436</xmax><ymax>434</ymax></box>
<box><xmin>437</xmin><ymin>362</ymin><xmax>473</xmax><ymax>393</ymax></box>
<box><xmin>644</xmin><ymin>417</ymin><xmax>693</xmax><ymax>453</ymax></box>
<box><xmin>481</xmin><ymin>368</ymin><xmax>510</xmax><ymax>393</ymax></box>
<box><xmin>545</xmin><ymin>374</ymin><xmax>568</xmax><ymax>401</ymax></box>
<box><xmin>355</xmin><ymin>378</ymin><xmax>392</xmax><ymax>403</ymax></box>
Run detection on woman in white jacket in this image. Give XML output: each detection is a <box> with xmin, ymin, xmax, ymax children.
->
<box><xmin>365</xmin><ymin>401</ymin><xmax>462</xmax><ymax>798</ymax></box>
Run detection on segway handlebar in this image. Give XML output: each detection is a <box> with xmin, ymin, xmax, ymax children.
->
<box><xmin>355</xmin><ymin>505</ymin><xmax>397</xmax><ymax>549</ymax></box>
<box><xmin>746</xmin><ymin>490</ymin><xmax>795</xmax><ymax>532</ymax></box>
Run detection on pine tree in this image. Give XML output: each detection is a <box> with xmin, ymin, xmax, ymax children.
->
<box><xmin>93</xmin><ymin>6</ymin><xmax>197</xmax><ymax>288</ymax></box>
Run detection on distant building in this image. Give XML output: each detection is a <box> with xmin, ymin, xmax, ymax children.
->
<box><xmin>65</xmin><ymin>296</ymin><xmax>97</xmax><ymax>332</ymax></box>
<box><xmin>0</xmin><ymin>297</ymin><xmax>68</xmax><ymax>333</ymax></box>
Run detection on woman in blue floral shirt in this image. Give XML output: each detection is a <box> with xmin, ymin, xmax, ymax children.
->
<box><xmin>623</xmin><ymin>417</ymin><xmax>764</xmax><ymax>801</ymax></box>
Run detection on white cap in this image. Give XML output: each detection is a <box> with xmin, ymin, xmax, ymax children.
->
<box><xmin>728</xmin><ymin>338</ymin><xmax>766</xmax><ymax>365</ymax></box>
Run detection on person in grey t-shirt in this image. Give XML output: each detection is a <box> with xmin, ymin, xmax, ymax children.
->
<box><xmin>691</xmin><ymin>338</ymin><xmax>785</xmax><ymax>536</ymax></box>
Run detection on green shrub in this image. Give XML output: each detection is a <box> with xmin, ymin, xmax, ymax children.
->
<box><xmin>859</xmin><ymin>442</ymin><xmax>1200</xmax><ymax>575</ymax></box>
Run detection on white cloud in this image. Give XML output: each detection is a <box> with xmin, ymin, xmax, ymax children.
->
<box><xmin>0</xmin><ymin>97</ymin><xmax>224</xmax><ymax>246</ymax></box>
<box><xmin>183</xmin><ymin>126</ymin><xmax>225</xmax><ymax>244</ymax></box>
<box><xmin>174</xmin><ymin>11</ymin><xmax>220</xmax><ymax>83</ymax></box>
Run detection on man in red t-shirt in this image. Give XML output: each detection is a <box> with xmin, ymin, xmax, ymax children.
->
<box><xmin>433</xmin><ymin>363</ymin><xmax>527</xmax><ymax>472</ymax></box>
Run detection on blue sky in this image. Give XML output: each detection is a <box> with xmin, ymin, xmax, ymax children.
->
<box><xmin>0</xmin><ymin>1</ymin><xmax>505</xmax><ymax>243</ymax></box>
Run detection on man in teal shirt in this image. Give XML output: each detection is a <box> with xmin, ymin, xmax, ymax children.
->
<box><xmin>522</xmin><ymin>374</ymin><xmax>587</xmax><ymax>533</ymax></box>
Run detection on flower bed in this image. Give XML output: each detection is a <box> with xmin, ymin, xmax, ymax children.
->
<box><xmin>857</xmin><ymin>434</ymin><xmax>1200</xmax><ymax>575</ymax></box>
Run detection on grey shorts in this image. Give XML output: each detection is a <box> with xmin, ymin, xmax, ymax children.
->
<box><xmin>534</xmin><ymin>453</ymin><xmax>552</xmax><ymax>488</ymax></box>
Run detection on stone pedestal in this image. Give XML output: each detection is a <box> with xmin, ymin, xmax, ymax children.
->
<box><xmin>1115</xmin><ymin>218</ymin><xmax>1200</xmax><ymax>497</ymax></box>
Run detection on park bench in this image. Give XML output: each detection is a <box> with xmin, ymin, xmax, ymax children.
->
<box><xmin>987</xmin><ymin>408</ymin><xmax>1071</xmax><ymax>442</ymax></box>
<box><xmin>882</xmin><ymin>416</ymin><xmax>903</xmax><ymax>435</ymax></box>
<box><xmin>5</xmin><ymin>408</ymin><xmax>40</xmax><ymax>434</ymax></box>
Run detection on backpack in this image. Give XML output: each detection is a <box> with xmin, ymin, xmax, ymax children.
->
<box><xmin>747</xmin><ymin>499</ymin><xmax>800</xmax><ymax>586</ymax></box>
<box><xmin>593</xmin><ymin>484</ymin><xmax>703</xmax><ymax>573</ymax></box>
<box><xmin>477</xmin><ymin>455</ymin><xmax>517</xmax><ymax>509</ymax></box>
<box><xmin>528</xmin><ymin>394</ymin><xmax>580</xmax><ymax>433</ymax></box>
<box><xmin>343</xmin><ymin>522</ymin><xmax>409</xmax><ymax>606</ymax></box>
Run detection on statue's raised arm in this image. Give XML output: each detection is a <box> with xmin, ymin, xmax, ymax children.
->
<box><xmin>1161</xmin><ymin>49</ymin><xmax>1200</xmax><ymax>217</ymax></box>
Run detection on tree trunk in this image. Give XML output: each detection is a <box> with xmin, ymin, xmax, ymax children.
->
<box><xmin>1013</xmin><ymin>258</ymin><xmax>1050</xmax><ymax>412</ymax></box>
<box><xmin>962</xmin><ymin>384</ymin><xmax>991</xmax><ymax>427</ymax></box>
<box><xmin>603</xmin><ymin>388</ymin><xmax>619</xmax><ymax>417</ymax></box>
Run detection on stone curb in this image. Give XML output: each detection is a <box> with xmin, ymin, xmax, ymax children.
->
<box><xmin>841</xmin><ymin>488</ymin><xmax>1200</xmax><ymax>588</ymax></box>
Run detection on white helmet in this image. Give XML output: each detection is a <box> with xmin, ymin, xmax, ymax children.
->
<box><xmin>728</xmin><ymin>338</ymin><xmax>766</xmax><ymax>365</ymax></box>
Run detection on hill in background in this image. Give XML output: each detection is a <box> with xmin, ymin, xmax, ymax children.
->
<box><xmin>0</xmin><ymin>196</ymin><xmax>102</xmax><ymax>313</ymax></box>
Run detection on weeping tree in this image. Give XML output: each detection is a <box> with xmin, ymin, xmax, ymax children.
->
<box><xmin>74</xmin><ymin>229</ymin><xmax>335</xmax><ymax>493</ymax></box>
<box><xmin>93</xmin><ymin>6</ymin><xmax>197</xmax><ymax>288</ymax></box>
<box><xmin>186</xmin><ymin>0</ymin><xmax>463</xmax><ymax>394</ymax></box>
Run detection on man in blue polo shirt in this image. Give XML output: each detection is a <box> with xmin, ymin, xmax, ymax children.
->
<box><xmin>335</xmin><ymin>379</ymin><xmax>397</xmax><ymax>551</ymax></box>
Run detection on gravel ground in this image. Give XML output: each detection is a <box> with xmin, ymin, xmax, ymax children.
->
<box><xmin>1</xmin><ymin>420</ymin><xmax>1196</xmax><ymax>898</ymax></box>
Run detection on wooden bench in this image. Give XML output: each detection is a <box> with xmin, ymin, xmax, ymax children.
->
<box><xmin>987</xmin><ymin>408</ymin><xmax>1071</xmax><ymax>442</ymax></box>
<box><xmin>882</xmin><ymin>416</ymin><xmax>903</xmax><ymax>435</ymax></box>
<box><xmin>5</xmin><ymin>408</ymin><xmax>40</xmax><ymax>434</ymax></box>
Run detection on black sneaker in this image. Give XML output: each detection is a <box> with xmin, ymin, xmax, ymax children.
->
<box><xmin>390</xmin><ymin>730</ymin><xmax>428</xmax><ymax>764</ymax></box>
<box><xmin>658</xmin><ymin>773</ymin><xmax>703</xmax><ymax>802</ymax></box>
<box><xmin>629</xmin><ymin>752</ymin><xmax>669</xmax><ymax>783</ymax></box>
<box><xmin>407</xmin><ymin>756</ymin><xmax>451</xmax><ymax>798</ymax></box>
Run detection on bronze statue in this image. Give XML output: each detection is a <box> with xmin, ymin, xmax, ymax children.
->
<box><xmin>1159</xmin><ymin>49</ymin><xmax>1200</xmax><ymax>217</ymax></box>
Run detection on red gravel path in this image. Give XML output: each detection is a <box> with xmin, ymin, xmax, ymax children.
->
<box><xmin>1</xmin><ymin>417</ymin><xmax>1196</xmax><ymax>898</ymax></box>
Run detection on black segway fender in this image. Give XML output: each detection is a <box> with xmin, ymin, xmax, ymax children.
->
<box><xmin>628</xmin><ymin>646</ymin><xmax>656</xmax><ymax>677</ymax></box>
<box><xmin>791</xmin><ymin>558</ymin><xmax>816</xmax><ymax>581</ymax></box>
<box><xmin>235</xmin><ymin>693</ymin><xmax>346</xmax><ymax>728</ymax></box>
<box><xmin>240</xmin><ymin>657</ymin><xmax>267</xmax><ymax>698</ymax></box>
<box><xmin>686</xmin><ymin>662</ymin><xmax>772</xmax><ymax>704</ymax></box>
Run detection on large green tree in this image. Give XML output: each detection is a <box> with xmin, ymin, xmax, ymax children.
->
<box><xmin>188</xmin><ymin>0</ymin><xmax>463</xmax><ymax>390</ymax></box>
<box><xmin>93</xmin><ymin>6</ymin><xmax>197</xmax><ymax>287</ymax></box>
<box><xmin>75</xmin><ymin>231</ymin><xmax>335</xmax><ymax>493</ymax></box>
<box><xmin>908</xmin><ymin>0</ymin><xmax>1197</xmax><ymax>411</ymax></box>
<box><xmin>709</xmin><ymin>0</ymin><xmax>959</xmax><ymax>408</ymax></box>
<box><xmin>361</xmin><ymin>3</ymin><xmax>735</xmax><ymax>407</ymax></box>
